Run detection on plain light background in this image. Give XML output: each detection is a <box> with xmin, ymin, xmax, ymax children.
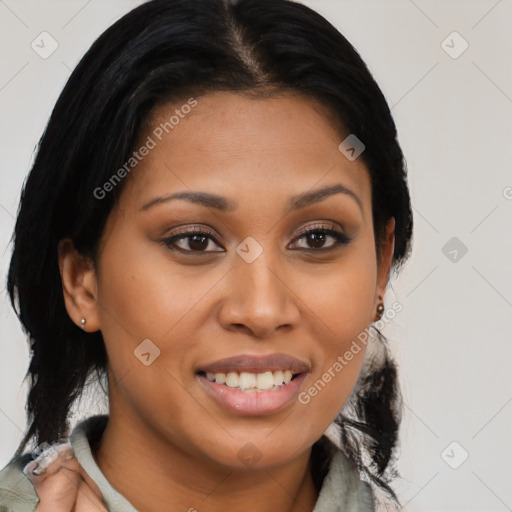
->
<box><xmin>0</xmin><ymin>1</ymin><xmax>511</xmax><ymax>511</ymax></box>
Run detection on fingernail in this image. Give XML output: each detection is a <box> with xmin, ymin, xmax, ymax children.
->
<box><xmin>23</xmin><ymin>461</ymin><xmax>44</xmax><ymax>476</ymax></box>
<box><xmin>22</xmin><ymin>461</ymin><xmax>36</xmax><ymax>476</ymax></box>
<box><xmin>32</xmin><ymin>464</ymin><xmax>43</xmax><ymax>476</ymax></box>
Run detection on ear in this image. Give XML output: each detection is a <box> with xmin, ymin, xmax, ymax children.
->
<box><xmin>372</xmin><ymin>217</ymin><xmax>395</xmax><ymax>322</ymax></box>
<box><xmin>58</xmin><ymin>238</ymin><xmax>100</xmax><ymax>332</ymax></box>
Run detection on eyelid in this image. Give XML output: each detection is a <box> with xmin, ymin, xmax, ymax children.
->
<box><xmin>160</xmin><ymin>225</ymin><xmax>225</xmax><ymax>253</ymax></box>
<box><xmin>295</xmin><ymin>221</ymin><xmax>339</xmax><ymax>235</ymax></box>
<box><xmin>289</xmin><ymin>222</ymin><xmax>352</xmax><ymax>249</ymax></box>
<box><xmin>162</xmin><ymin>221</ymin><xmax>343</xmax><ymax>241</ymax></box>
<box><xmin>162</xmin><ymin>224</ymin><xmax>222</xmax><ymax>241</ymax></box>
<box><xmin>160</xmin><ymin>221</ymin><xmax>352</xmax><ymax>254</ymax></box>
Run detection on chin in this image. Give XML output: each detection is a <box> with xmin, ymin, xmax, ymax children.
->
<box><xmin>203</xmin><ymin>436</ymin><xmax>310</xmax><ymax>471</ymax></box>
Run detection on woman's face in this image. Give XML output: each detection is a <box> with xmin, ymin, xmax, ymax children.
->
<box><xmin>65</xmin><ymin>91</ymin><xmax>394</xmax><ymax>470</ymax></box>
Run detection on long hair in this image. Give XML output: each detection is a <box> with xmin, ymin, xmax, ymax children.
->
<box><xmin>7</xmin><ymin>0</ymin><xmax>413</xmax><ymax>505</ymax></box>
<box><xmin>336</xmin><ymin>326</ymin><xmax>403</xmax><ymax>509</ymax></box>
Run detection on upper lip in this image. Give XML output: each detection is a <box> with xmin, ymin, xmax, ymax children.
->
<box><xmin>197</xmin><ymin>353</ymin><xmax>311</xmax><ymax>375</ymax></box>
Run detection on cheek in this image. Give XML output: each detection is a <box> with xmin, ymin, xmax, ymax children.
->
<box><xmin>299</xmin><ymin>250</ymin><xmax>376</xmax><ymax>418</ymax></box>
<box><xmin>95</xmin><ymin>224</ymin><xmax>209</xmax><ymax>342</ymax></box>
<box><xmin>305</xmin><ymin>250</ymin><xmax>377</xmax><ymax>343</ymax></box>
<box><xmin>93</xmin><ymin>234</ymin><xmax>205</xmax><ymax>437</ymax></box>
<box><xmin>299</xmin><ymin>296</ymin><xmax>370</xmax><ymax>428</ymax></box>
<box><xmin>93</xmin><ymin>226</ymin><xmax>225</xmax><ymax>400</ymax></box>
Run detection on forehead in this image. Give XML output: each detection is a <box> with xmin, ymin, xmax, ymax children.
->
<box><xmin>120</xmin><ymin>91</ymin><xmax>371</xmax><ymax>214</ymax></box>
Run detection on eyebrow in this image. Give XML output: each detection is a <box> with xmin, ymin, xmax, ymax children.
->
<box><xmin>140</xmin><ymin>183</ymin><xmax>363</xmax><ymax>214</ymax></box>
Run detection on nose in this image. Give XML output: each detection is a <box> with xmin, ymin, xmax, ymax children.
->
<box><xmin>217</xmin><ymin>247</ymin><xmax>301</xmax><ymax>338</ymax></box>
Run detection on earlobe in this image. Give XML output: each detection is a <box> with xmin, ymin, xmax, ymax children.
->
<box><xmin>58</xmin><ymin>239</ymin><xmax>100</xmax><ymax>332</ymax></box>
<box><xmin>373</xmin><ymin>218</ymin><xmax>395</xmax><ymax>321</ymax></box>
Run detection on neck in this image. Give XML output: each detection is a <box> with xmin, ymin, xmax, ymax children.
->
<box><xmin>93</xmin><ymin>412</ymin><xmax>319</xmax><ymax>512</ymax></box>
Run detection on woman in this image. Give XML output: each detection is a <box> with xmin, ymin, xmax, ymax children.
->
<box><xmin>0</xmin><ymin>0</ymin><xmax>413</xmax><ymax>510</ymax></box>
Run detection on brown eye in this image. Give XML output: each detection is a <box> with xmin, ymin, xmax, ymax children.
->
<box><xmin>161</xmin><ymin>228</ymin><xmax>224</xmax><ymax>253</ymax></box>
<box><xmin>290</xmin><ymin>225</ymin><xmax>352</xmax><ymax>251</ymax></box>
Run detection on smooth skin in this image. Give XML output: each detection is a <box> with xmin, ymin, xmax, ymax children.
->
<box><xmin>58</xmin><ymin>91</ymin><xmax>395</xmax><ymax>512</ymax></box>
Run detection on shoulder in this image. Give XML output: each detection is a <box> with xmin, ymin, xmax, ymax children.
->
<box><xmin>0</xmin><ymin>415</ymin><xmax>108</xmax><ymax>512</ymax></box>
<box><xmin>0</xmin><ymin>454</ymin><xmax>39</xmax><ymax>512</ymax></box>
<box><xmin>313</xmin><ymin>435</ymin><xmax>375</xmax><ymax>512</ymax></box>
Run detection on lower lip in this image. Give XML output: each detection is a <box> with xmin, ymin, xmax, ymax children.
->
<box><xmin>197</xmin><ymin>373</ymin><xmax>307</xmax><ymax>416</ymax></box>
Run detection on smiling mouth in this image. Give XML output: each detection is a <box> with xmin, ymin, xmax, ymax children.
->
<box><xmin>196</xmin><ymin>370</ymin><xmax>302</xmax><ymax>393</ymax></box>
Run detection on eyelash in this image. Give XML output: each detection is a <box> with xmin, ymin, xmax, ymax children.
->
<box><xmin>160</xmin><ymin>223</ymin><xmax>352</xmax><ymax>254</ymax></box>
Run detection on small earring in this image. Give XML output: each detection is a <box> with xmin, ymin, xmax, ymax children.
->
<box><xmin>376</xmin><ymin>295</ymin><xmax>385</xmax><ymax>319</ymax></box>
<box><xmin>80</xmin><ymin>318</ymin><xmax>86</xmax><ymax>330</ymax></box>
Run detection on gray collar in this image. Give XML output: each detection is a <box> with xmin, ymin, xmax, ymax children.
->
<box><xmin>70</xmin><ymin>415</ymin><xmax>374</xmax><ymax>512</ymax></box>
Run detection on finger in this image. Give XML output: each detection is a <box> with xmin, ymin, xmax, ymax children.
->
<box><xmin>26</xmin><ymin>446</ymin><xmax>81</xmax><ymax>486</ymax></box>
<box><xmin>75</xmin><ymin>462</ymin><xmax>105</xmax><ymax>503</ymax></box>
<box><xmin>25</xmin><ymin>443</ymin><xmax>107</xmax><ymax>511</ymax></box>
<box><xmin>33</xmin><ymin>467</ymin><xmax>107</xmax><ymax>512</ymax></box>
<box><xmin>33</xmin><ymin>466</ymin><xmax>82</xmax><ymax>512</ymax></box>
<box><xmin>25</xmin><ymin>443</ymin><xmax>74</xmax><ymax>478</ymax></box>
<box><xmin>74</xmin><ymin>478</ymin><xmax>108</xmax><ymax>512</ymax></box>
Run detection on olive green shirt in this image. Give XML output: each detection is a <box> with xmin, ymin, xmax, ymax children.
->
<box><xmin>0</xmin><ymin>415</ymin><xmax>374</xmax><ymax>511</ymax></box>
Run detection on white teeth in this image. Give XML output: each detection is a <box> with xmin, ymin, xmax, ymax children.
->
<box><xmin>225</xmin><ymin>371</ymin><xmax>239</xmax><ymax>388</ymax></box>
<box><xmin>203</xmin><ymin>369</ymin><xmax>297</xmax><ymax>391</ymax></box>
<box><xmin>239</xmin><ymin>372</ymin><xmax>256</xmax><ymax>390</ymax></box>
<box><xmin>256</xmin><ymin>371</ymin><xmax>274</xmax><ymax>390</ymax></box>
<box><xmin>273</xmin><ymin>370</ymin><xmax>284</xmax><ymax>385</ymax></box>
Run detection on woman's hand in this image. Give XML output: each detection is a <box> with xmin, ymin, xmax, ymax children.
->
<box><xmin>23</xmin><ymin>443</ymin><xmax>108</xmax><ymax>511</ymax></box>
